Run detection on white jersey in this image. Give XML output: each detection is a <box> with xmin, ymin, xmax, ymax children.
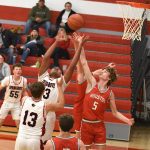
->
<box><xmin>38</xmin><ymin>71</ymin><xmax>67</xmax><ymax>103</ymax></box>
<box><xmin>1</xmin><ymin>75</ymin><xmax>27</xmax><ymax>103</ymax></box>
<box><xmin>18</xmin><ymin>96</ymin><xmax>46</xmax><ymax>139</ymax></box>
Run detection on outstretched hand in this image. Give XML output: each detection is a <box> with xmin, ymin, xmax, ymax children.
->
<box><xmin>127</xmin><ymin>118</ymin><xmax>135</xmax><ymax>126</ymax></box>
<box><xmin>72</xmin><ymin>32</ymin><xmax>89</xmax><ymax>47</ymax></box>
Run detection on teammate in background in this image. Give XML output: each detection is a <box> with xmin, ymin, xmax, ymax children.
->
<box><xmin>74</xmin><ymin>33</ymin><xmax>134</xmax><ymax>149</ymax></box>
<box><xmin>38</xmin><ymin>31</ymin><xmax>88</xmax><ymax>143</ymax></box>
<box><xmin>0</xmin><ymin>63</ymin><xmax>28</xmax><ymax>128</ymax></box>
<box><xmin>44</xmin><ymin>114</ymin><xmax>86</xmax><ymax>150</ymax></box>
<box><xmin>15</xmin><ymin>80</ymin><xmax>65</xmax><ymax>150</ymax></box>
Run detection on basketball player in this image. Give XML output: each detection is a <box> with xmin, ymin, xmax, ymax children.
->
<box><xmin>0</xmin><ymin>63</ymin><xmax>28</xmax><ymax>128</ymax></box>
<box><xmin>74</xmin><ymin>34</ymin><xmax>134</xmax><ymax>149</ymax></box>
<box><xmin>15</xmin><ymin>80</ymin><xmax>65</xmax><ymax>150</ymax></box>
<box><xmin>38</xmin><ymin>31</ymin><xmax>88</xmax><ymax>143</ymax></box>
<box><xmin>44</xmin><ymin>114</ymin><xmax>85</xmax><ymax>150</ymax></box>
<box><xmin>72</xmin><ymin>36</ymin><xmax>115</xmax><ymax>137</ymax></box>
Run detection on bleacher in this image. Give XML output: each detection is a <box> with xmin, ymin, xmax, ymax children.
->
<box><xmin>0</xmin><ymin>2</ymin><xmax>133</xmax><ymax>141</ymax></box>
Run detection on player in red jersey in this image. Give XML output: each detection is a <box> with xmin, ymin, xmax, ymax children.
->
<box><xmin>73</xmin><ymin>33</ymin><xmax>134</xmax><ymax>149</ymax></box>
<box><xmin>44</xmin><ymin>114</ymin><xmax>85</xmax><ymax>150</ymax></box>
<box><xmin>73</xmin><ymin>36</ymin><xmax>115</xmax><ymax>138</ymax></box>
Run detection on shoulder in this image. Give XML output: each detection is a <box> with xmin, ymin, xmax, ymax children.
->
<box><xmin>45</xmin><ymin>5</ymin><xmax>50</xmax><ymax>11</ymax></box>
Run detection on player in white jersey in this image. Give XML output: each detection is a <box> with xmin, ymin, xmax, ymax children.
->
<box><xmin>15</xmin><ymin>80</ymin><xmax>65</xmax><ymax>150</ymax></box>
<box><xmin>38</xmin><ymin>31</ymin><xmax>88</xmax><ymax>143</ymax></box>
<box><xmin>0</xmin><ymin>63</ymin><xmax>28</xmax><ymax>128</ymax></box>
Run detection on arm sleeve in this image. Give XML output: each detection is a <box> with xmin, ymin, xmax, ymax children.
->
<box><xmin>29</xmin><ymin>7</ymin><xmax>36</xmax><ymax>21</ymax></box>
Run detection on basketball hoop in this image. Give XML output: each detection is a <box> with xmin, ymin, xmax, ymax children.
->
<box><xmin>117</xmin><ymin>1</ymin><xmax>150</xmax><ymax>41</ymax></box>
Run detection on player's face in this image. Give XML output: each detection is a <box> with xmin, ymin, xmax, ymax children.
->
<box><xmin>99</xmin><ymin>69</ymin><xmax>110</xmax><ymax>81</ymax></box>
<box><xmin>65</xmin><ymin>4</ymin><xmax>72</xmax><ymax>11</ymax></box>
<box><xmin>13</xmin><ymin>67</ymin><xmax>22</xmax><ymax>77</ymax></box>
<box><xmin>50</xmin><ymin>67</ymin><xmax>62</xmax><ymax>78</ymax></box>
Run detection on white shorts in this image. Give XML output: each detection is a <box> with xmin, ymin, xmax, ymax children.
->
<box><xmin>15</xmin><ymin>136</ymin><xmax>41</xmax><ymax>150</ymax></box>
<box><xmin>42</xmin><ymin>111</ymin><xmax>56</xmax><ymax>143</ymax></box>
<box><xmin>0</xmin><ymin>101</ymin><xmax>21</xmax><ymax>120</ymax></box>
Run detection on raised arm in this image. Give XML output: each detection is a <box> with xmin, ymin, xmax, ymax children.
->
<box><xmin>110</xmin><ymin>91</ymin><xmax>134</xmax><ymax>125</ymax></box>
<box><xmin>46</xmin><ymin>77</ymin><xmax>65</xmax><ymax>112</ymax></box>
<box><xmin>64</xmin><ymin>34</ymin><xmax>89</xmax><ymax>84</ymax></box>
<box><xmin>79</xmin><ymin>45</ymin><xmax>96</xmax><ymax>93</ymax></box>
<box><xmin>72</xmin><ymin>35</ymin><xmax>85</xmax><ymax>84</ymax></box>
<box><xmin>39</xmin><ymin>34</ymin><xmax>66</xmax><ymax>76</ymax></box>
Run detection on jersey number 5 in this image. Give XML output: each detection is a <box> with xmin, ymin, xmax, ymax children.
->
<box><xmin>92</xmin><ymin>101</ymin><xmax>98</xmax><ymax>110</ymax></box>
<box><xmin>23</xmin><ymin>110</ymin><xmax>38</xmax><ymax>127</ymax></box>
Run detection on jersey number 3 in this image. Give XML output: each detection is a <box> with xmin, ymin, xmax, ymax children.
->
<box><xmin>43</xmin><ymin>88</ymin><xmax>51</xmax><ymax>99</ymax></box>
<box><xmin>23</xmin><ymin>110</ymin><xmax>38</xmax><ymax>127</ymax></box>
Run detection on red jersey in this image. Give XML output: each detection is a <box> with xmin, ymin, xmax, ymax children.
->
<box><xmin>73</xmin><ymin>81</ymin><xmax>87</xmax><ymax>131</ymax></box>
<box><xmin>51</xmin><ymin>136</ymin><xmax>79</xmax><ymax>150</ymax></box>
<box><xmin>82</xmin><ymin>84</ymin><xmax>111</xmax><ymax>121</ymax></box>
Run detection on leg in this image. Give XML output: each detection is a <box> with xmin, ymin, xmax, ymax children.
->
<box><xmin>80</xmin><ymin>122</ymin><xmax>93</xmax><ymax>149</ymax></box>
<box><xmin>24</xmin><ymin>19</ymin><xmax>33</xmax><ymax>34</ymax></box>
<box><xmin>20</xmin><ymin>48</ymin><xmax>30</xmax><ymax>63</ymax></box>
<box><xmin>42</xmin><ymin>21</ymin><xmax>51</xmax><ymax>36</ymax></box>
<box><xmin>11</xmin><ymin>102</ymin><xmax>21</xmax><ymax>128</ymax></box>
<box><xmin>6</xmin><ymin>47</ymin><xmax>14</xmax><ymax>64</ymax></box>
<box><xmin>0</xmin><ymin>102</ymin><xmax>10</xmax><ymax>127</ymax></box>
<box><xmin>94</xmin><ymin>122</ymin><xmax>106</xmax><ymax>149</ymax></box>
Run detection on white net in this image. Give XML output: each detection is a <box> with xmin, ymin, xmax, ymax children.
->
<box><xmin>118</xmin><ymin>3</ymin><xmax>149</xmax><ymax>41</ymax></box>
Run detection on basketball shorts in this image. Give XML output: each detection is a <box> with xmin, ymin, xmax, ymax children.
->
<box><xmin>0</xmin><ymin>101</ymin><xmax>21</xmax><ymax>120</ymax></box>
<box><xmin>15</xmin><ymin>136</ymin><xmax>41</xmax><ymax>150</ymax></box>
<box><xmin>80</xmin><ymin>121</ymin><xmax>106</xmax><ymax>146</ymax></box>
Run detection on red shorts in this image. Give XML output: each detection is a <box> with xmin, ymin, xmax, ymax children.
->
<box><xmin>73</xmin><ymin>81</ymin><xmax>87</xmax><ymax>131</ymax></box>
<box><xmin>80</xmin><ymin>121</ymin><xmax>106</xmax><ymax>146</ymax></box>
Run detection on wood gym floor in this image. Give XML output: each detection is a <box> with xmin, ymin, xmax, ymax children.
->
<box><xmin>0</xmin><ymin>122</ymin><xmax>149</xmax><ymax>150</ymax></box>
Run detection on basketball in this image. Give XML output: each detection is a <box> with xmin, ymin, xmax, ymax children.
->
<box><xmin>67</xmin><ymin>14</ymin><xmax>85</xmax><ymax>31</ymax></box>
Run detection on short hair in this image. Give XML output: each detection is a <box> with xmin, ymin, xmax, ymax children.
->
<box><xmin>29</xmin><ymin>82</ymin><xmax>45</xmax><ymax>98</ymax></box>
<box><xmin>105</xmin><ymin>67</ymin><xmax>117</xmax><ymax>86</ymax></box>
<box><xmin>65</xmin><ymin>2</ymin><xmax>72</xmax><ymax>6</ymax></box>
<box><xmin>12</xmin><ymin>63</ymin><xmax>22</xmax><ymax>70</ymax></box>
<box><xmin>59</xmin><ymin>114</ymin><xmax>74</xmax><ymax>132</ymax></box>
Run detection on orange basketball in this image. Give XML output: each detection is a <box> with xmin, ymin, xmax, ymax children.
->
<box><xmin>67</xmin><ymin>14</ymin><xmax>85</xmax><ymax>31</ymax></box>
